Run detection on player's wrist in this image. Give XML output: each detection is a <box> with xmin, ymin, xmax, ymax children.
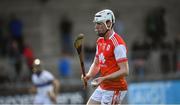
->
<box><xmin>103</xmin><ymin>75</ymin><xmax>108</xmax><ymax>81</ymax></box>
<box><xmin>86</xmin><ymin>73</ymin><xmax>93</xmax><ymax>80</ymax></box>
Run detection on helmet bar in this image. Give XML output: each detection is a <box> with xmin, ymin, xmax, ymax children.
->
<box><xmin>94</xmin><ymin>9</ymin><xmax>115</xmax><ymax>29</ymax></box>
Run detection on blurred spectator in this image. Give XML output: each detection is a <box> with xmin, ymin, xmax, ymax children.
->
<box><xmin>0</xmin><ymin>66</ymin><xmax>10</xmax><ymax>83</ymax></box>
<box><xmin>8</xmin><ymin>40</ymin><xmax>22</xmax><ymax>81</ymax></box>
<box><xmin>84</xmin><ymin>45</ymin><xmax>96</xmax><ymax>62</ymax></box>
<box><xmin>0</xmin><ymin>16</ymin><xmax>8</xmax><ymax>57</ymax></box>
<box><xmin>58</xmin><ymin>52</ymin><xmax>72</xmax><ymax>78</ymax></box>
<box><xmin>133</xmin><ymin>58</ymin><xmax>145</xmax><ymax>79</ymax></box>
<box><xmin>59</xmin><ymin>14</ymin><xmax>73</xmax><ymax>55</ymax></box>
<box><xmin>0</xmin><ymin>16</ymin><xmax>4</xmax><ymax>56</ymax></box>
<box><xmin>131</xmin><ymin>40</ymin><xmax>151</xmax><ymax>79</ymax></box>
<box><xmin>23</xmin><ymin>44</ymin><xmax>35</xmax><ymax>76</ymax></box>
<box><xmin>174</xmin><ymin>35</ymin><xmax>180</xmax><ymax>73</ymax></box>
<box><xmin>114</xmin><ymin>12</ymin><xmax>124</xmax><ymax>36</ymax></box>
<box><xmin>160</xmin><ymin>41</ymin><xmax>173</xmax><ymax>74</ymax></box>
<box><xmin>145</xmin><ymin>7</ymin><xmax>166</xmax><ymax>49</ymax></box>
<box><xmin>8</xmin><ymin>14</ymin><xmax>24</xmax><ymax>53</ymax></box>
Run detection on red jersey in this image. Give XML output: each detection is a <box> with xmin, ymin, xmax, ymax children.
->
<box><xmin>95</xmin><ymin>32</ymin><xmax>128</xmax><ymax>91</ymax></box>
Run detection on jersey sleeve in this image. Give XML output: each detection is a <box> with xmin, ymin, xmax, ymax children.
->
<box><xmin>114</xmin><ymin>45</ymin><xmax>128</xmax><ymax>63</ymax></box>
<box><xmin>44</xmin><ymin>71</ymin><xmax>54</xmax><ymax>81</ymax></box>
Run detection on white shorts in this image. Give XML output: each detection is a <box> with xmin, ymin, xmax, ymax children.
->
<box><xmin>90</xmin><ymin>86</ymin><xmax>127</xmax><ymax>105</ymax></box>
<box><xmin>33</xmin><ymin>95</ymin><xmax>52</xmax><ymax>105</ymax></box>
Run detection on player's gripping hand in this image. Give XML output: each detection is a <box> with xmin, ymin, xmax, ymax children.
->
<box><xmin>81</xmin><ymin>73</ymin><xmax>91</xmax><ymax>83</ymax></box>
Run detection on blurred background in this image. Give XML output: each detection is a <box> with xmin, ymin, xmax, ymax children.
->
<box><xmin>0</xmin><ymin>0</ymin><xmax>179</xmax><ymax>104</ymax></box>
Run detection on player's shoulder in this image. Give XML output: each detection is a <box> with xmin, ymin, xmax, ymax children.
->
<box><xmin>109</xmin><ymin>33</ymin><xmax>126</xmax><ymax>47</ymax></box>
<box><xmin>41</xmin><ymin>70</ymin><xmax>51</xmax><ymax>76</ymax></box>
<box><xmin>96</xmin><ymin>37</ymin><xmax>104</xmax><ymax>43</ymax></box>
<box><xmin>110</xmin><ymin>33</ymin><xmax>123</xmax><ymax>40</ymax></box>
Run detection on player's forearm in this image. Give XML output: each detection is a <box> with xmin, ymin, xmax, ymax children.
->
<box><xmin>48</xmin><ymin>91</ymin><xmax>57</xmax><ymax>104</ymax></box>
<box><xmin>53</xmin><ymin>79</ymin><xmax>60</xmax><ymax>94</ymax></box>
<box><xmin>87</xmin><ymin>62</ymin><xmax>99</xmax><ymax>78</ymax></box>
<box><xmin>104</xmin><ymin>69</ymin><xmax>128</xmax><ymax>80</ymax></box>
<box><xmin>104</xmin><ymin>62</ymin><xmax>129</xmax><ymax>80</ymax></box>
<box><xmin>87</xmin><ymin>58</ymin><xmax>100</xmax><ymax>79</ymax></box>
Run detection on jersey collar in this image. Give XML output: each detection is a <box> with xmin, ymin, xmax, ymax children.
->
<box><xmin>109</xmin><ymin>31</ymin><xmax>115</xmax><ymax>39</ymax></box>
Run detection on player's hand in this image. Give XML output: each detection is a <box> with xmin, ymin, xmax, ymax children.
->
<box><xmin>48</xmin><ymin>91</ymin><xmax>57</xmax><ymax>104</ymax></box>
<box><xmin>81</xmin><ymin>74</ymin><xmax>90</xmax><ymax>89</ymax></box>
<box><xmin>81</xmin><ymin>73</ymin><xmax>91</xmax><ymax>82</ymax></box>
<box><xmin>91</xmin><ymin>77</ymin><xmax>105</xmax><ymax>87</ymax></box>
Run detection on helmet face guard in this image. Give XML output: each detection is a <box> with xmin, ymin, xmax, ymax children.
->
<box><xmin>94</xmin><ymin>9</ymin><xmax>115</xmax><ymax>29</ymax></box>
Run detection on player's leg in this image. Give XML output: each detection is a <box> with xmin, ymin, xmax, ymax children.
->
<box><xmin>33</xmin><ymin>95</ymin><xmax>43</xmax><ymax>104</ymax></box>
<box><xmin>101</xmin><ymin>90</ymin><xmax>114</xmax><ymax>105</ymax></box>
<box><xmin>87</xmin><ymin>98</ymin><xmax>100</xmax><ymax>105</ymax></box>
<box><xmin>86</xmin><ymin>87</ymin><xmax>103</xmax><ymax>105</ymax></box>
<box><xmin>118</xmin><ymin>91</ymin><xmax>127</xmax><ymax>104</ymax></box>
<box><xmin>101</xmin><ymin>90</ymin><xmax>127</xmax><ymax>105</ymax></box>
<box><xmin>111</xmin><ymin>90</ymin><xmax>127</xmax><ymax>105</ymax></box>
<box><xmin>43</xmin><ymin>96</ymin><xmax>54</xmax><ymax>104</ymax></box>
<box><xmin>33</xmin><ymin>95</ymin><xmax>53</xmax><ymax>105</ymax></box>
